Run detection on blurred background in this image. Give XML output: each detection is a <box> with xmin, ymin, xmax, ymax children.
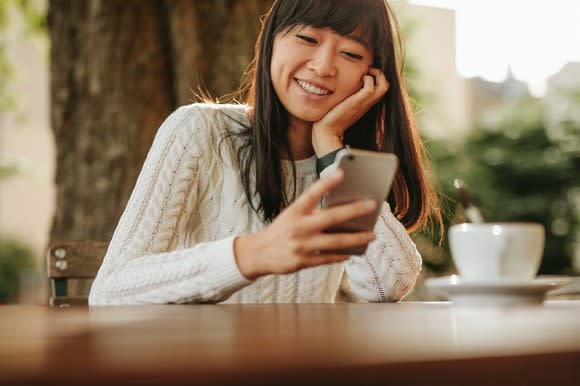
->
<box><xmin>1</xmin><ymin>0</ymin><xmax>578</xmax><ymax>303</ymax></box>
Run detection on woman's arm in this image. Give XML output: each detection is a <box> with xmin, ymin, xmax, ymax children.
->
<box><xmin>89</xmin><ymin>105</ymin><xmax>251</xmax><ymax>305</ymax></box>
<box><xmin>344</xmin><ymin>202</ymin><xmax>422</xmax><ymax>302</ymax></box>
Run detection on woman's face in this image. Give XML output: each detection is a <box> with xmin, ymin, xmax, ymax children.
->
<box><xmin>270</xmin><ymin>25</ymin><xmax>373</xmax><ymax>129</ymax></box>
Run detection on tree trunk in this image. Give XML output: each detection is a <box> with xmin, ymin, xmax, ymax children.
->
<box><xmin>166</xmin><ymin>0</ymin><xmax>272</xmax><ymax>103</ymax></box>
<box><xmin>48</xmin><ymin>0</ymin><xmax>273</xmax><ymax>243</ymax></box>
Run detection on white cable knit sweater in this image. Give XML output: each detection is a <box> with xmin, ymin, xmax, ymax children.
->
<box><xmin>89</xmin><ymin>103</ymin><xmax>422</xmax><ymax>305</ymax></box>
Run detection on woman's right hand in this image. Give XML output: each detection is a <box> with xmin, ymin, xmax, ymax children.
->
<box><xmin>312</xmin><ymin>67</ymin><xmax>389</xmax><ymax>156</ymax></box>
<box><xmin>233</xmin><ymin>169</ymin><xmax>377</xmax><ymax>280</ymax></box>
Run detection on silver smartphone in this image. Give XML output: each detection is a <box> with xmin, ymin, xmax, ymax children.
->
<box><xmin>321</xmin><ymin>148</ymin><xmax>398</xmax><ymax>255</ymax></box>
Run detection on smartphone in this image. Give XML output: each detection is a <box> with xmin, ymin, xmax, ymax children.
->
<box><xmin>321</xmin><ymin>147</ymin><xmax>398</xmax><ymax>255</ymax></box>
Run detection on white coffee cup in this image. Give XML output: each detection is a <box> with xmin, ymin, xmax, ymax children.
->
<box><xmin>449</xmin><ymin>222</ymin><xmax>545</xmax><ymax>282</ymax></box>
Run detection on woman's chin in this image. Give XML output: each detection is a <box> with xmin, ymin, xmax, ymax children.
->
<box><xmin>292</xmin><ymin>111</ymin><xmax>330</xmax><ymax>125</ymax></box>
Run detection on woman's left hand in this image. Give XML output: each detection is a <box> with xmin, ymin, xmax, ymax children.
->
<box><xmin>312</xmin><ymin>67</ymin><xmax>389</xmax><ymax>155</ymax></box>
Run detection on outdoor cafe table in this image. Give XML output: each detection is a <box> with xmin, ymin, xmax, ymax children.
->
<box><xmin>1</xmin><ymin>301</ymin><xmax>579</xmax><ymax>385</ymax></box>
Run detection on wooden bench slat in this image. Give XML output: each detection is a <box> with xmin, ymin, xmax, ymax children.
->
<box><xmin>47</xmin><ymin>241</ymin><xmax>108</xmax><ymax>306</ymax></box>
<box><xmin>47</xmin><ymin>241</ymin><xmax>108</xmax><ymax>278</ymax></box>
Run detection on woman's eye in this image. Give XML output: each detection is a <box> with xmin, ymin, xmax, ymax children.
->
<box><xmin>296</xmin><ymin>34</ymin><xmax>317</xmax><ymax>44</ymax></box>
<box><xmin>343</xmin><ymin>51</ymin><xmax>364</xmax><ymax>61</ymax></box>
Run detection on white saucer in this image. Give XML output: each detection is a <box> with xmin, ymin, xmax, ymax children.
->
<box><xmin>425</xmin><ymin>275</ymin><xmax>573</xmax><ymax>305</ymax></box>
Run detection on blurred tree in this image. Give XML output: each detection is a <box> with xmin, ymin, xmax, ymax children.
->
<box><xmin>48</xmin><ymin>0</ymin><xmax>273</xmax><ymax>242</ymax></box>
<box><xmin>0</xmin><ymin>239</ymin><xmax>34</xmax><ymax>303</ymax></box>
<box><xmin>427</xmin><ymin>94</ymin><xmax>579</xmax><ymax>275</ymax></box>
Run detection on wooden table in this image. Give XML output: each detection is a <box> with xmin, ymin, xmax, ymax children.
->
<box><xmin>1</xmin><ymin>302</ymin><xmax>579</xmax><ymax>385</ymax></box>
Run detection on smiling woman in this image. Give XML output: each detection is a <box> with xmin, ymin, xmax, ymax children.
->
<box><xmin>270</xmin><ymin>26</ymin><xmax>377</xmax><ymax>145</ymax></box>
<box><xmin>88</xmin><ymin>0</ymin><xmax>441</xmax><ymax>306</ymax></box>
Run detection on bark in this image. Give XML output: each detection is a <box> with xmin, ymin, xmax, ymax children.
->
<box><xmin>165</xmin><ymin>0</ymin><xmax>272</xmax><ymax>103</ymax></box>
<box><xmin>48</xmin><ymin>0</ymin><xmax>273</xmax><ymax>243</ymax></box>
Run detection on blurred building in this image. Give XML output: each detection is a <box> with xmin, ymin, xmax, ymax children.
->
<box><xmin>547</xmin><ymin>62</ymin><xmax>580</xmax><ymax>91</ymax></box>
<box><xmin>467</xmin><ymin>70</ymin><xmax>530</xmax><ymax>124</ymax></box>
<box><xmin>393</xmin><ymin>1</ymin><xmax>473</xmax><ymax>138</ymax></box>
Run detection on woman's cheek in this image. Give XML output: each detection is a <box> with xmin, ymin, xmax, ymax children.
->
<box><xmin>350</xmin><ymin>75</ymin><xmax>366</xmax><ymax>95</ymax></box>
<box><xmin>345</xmin><ymin>82</ymin><xmax>363</xmax><ymax>98</ymax></box>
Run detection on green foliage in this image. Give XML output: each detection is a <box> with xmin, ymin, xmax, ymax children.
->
<box><xmin>0</xmin><ymin>0</ymin><xmax>46</xmax><ymax>36</ymax></box>
<box><xmin>427</xmin><ymin>95</ymin><xmax>579</xmax><ymax>275</ymax></box>
<box><xmin>0</xmin><ymin>0</ymin><xmax>47</xmax><ymax>115</ymax></box>
<box><xmin>0</xmin><ymin>238</ymin><xmax>35</xmax><ymax>303</ymax></box>
<box><xmin>0</xmin><ymin>2</ymin><xmax>44</xmax><ymax>303</ymax></box>
<box><xmin>0</xmin><ymin>157</ymin><xmax>26</xmax><ymax>180</ymax></box>
<box><xmin>0</xmin><ymin>31</ymin><xmax>17</xmax><ymax>112</ymax></box>
<box><xmin>13</xmin><ymin>0</ymin><xmax>47</xmax><ymax>33</ymax></box>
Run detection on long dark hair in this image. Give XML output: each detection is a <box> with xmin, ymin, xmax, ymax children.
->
<box><xmin>235</xmin><ymin>0</ymin><xmax>440</xmax><ymax>232</ymax></box>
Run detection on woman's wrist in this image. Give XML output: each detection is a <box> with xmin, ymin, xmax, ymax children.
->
<box><xmin>233</xmin><ymin>234</ymin><xmax>263</xmax><ymax>280</ymax></box>
<box><xmin>312</xmin><ymin>131</ymin><xmax>343</xmax><ymax>157</ymax></box>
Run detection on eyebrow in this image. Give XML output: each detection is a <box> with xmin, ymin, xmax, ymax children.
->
<box><xmin>291</xmin><ymin>24</ymin><xmax>372</xmax><ymax>50</ymax></box>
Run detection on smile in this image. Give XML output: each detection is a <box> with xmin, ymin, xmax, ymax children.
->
<box><xmin>295</xmin><ymin>79</ymin><xmax>331</xmax><ymax>96</ymax></box>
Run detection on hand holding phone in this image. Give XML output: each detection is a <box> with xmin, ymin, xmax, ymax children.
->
<box><xmin>321</xmin><ymin>148</ymin><xmax>398</xmax><ymax>255</ymax></box>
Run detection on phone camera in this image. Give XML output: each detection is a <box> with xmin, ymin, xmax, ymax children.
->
<box><xmin>348</xmin><ymin>155</ymin><xmax>355</xmax><ymax>161</ymax></box>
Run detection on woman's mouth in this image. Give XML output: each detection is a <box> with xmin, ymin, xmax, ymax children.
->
<box><xmin>295</xmin><ymin>79</ymin><xmax>331</xmax><ymax>96</ymax></box>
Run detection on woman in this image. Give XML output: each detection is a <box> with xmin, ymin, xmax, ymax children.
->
<box><xmin>89</xmin><ymin>0</ymin><xmax>440</xmax><ymax>305</ymax></box>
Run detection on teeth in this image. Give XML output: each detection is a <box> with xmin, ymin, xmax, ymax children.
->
<box><xmin>296</xmin><ymin>79</ymin><xmax>330</xmax><ymax>95</ymax></box>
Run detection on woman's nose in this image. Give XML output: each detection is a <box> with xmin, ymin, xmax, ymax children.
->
<box><xmin>308</xmin><ymin>47</ymin><xmax>337</xmax><ymax>77</ymax></box>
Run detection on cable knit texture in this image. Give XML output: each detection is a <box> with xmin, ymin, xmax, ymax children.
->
<box><xmin>89</xmin><ymin>103</ymin><xmax>422</xmax><ymax>305</ymax></box>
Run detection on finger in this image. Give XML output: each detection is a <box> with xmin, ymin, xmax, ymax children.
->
<box><xmin>362</xmin><ymin>74</ymin><xmax>375</xmax><ymax>93</ymax></box>
<box><xmin>303</xmin><ymin>199</ymin><xmax>377</xmax><ymax>232</ymax></box>
<box><xmin>367</xmin><ymin>67</ymin><xmax>381</xmax><ymax>77</ymax></box>
<box><xmin>300</xmin><ymin>231</ymin><xmax>376</xmax><ymax>254</ymax></box>
<box><xmin>293</xmin><ymin>168</ymin><xmax>344</xmax><ymax>212</ymax></box>
<box><xmin>368</xmin><ymin>68</ymin><xmax>389</xmax><ymax>94</ymax></box>
<box><xmin>350</xmin><ymin>74</ymin><xmax>382</xmax><ymax>111</ymax></box>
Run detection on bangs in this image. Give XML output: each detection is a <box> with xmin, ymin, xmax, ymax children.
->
<box><xmin>273</xmin><ymin>0</ymin><xmax>386</xmax><ymax>53</ymax></box>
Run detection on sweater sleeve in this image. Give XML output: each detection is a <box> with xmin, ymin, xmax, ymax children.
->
<box><xmin>344</xmin><ymin>202</ymin><xmax>422</xmax><ymax>302</ymax></box>
<box><xmin>89</xmin><ymin>105</ymin><xmax>252</xmax><ymax>305</ymax></box>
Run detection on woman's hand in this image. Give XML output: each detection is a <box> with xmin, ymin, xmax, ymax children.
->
<box><xmin>312</xmin><ymin>68</ymin><xmax>390</xmax><ymax>155</ymax></box>
<box><xmin>233</xmin><ymin>169</ymin><xmax>376</xmax><ymax>280</ymax></box>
